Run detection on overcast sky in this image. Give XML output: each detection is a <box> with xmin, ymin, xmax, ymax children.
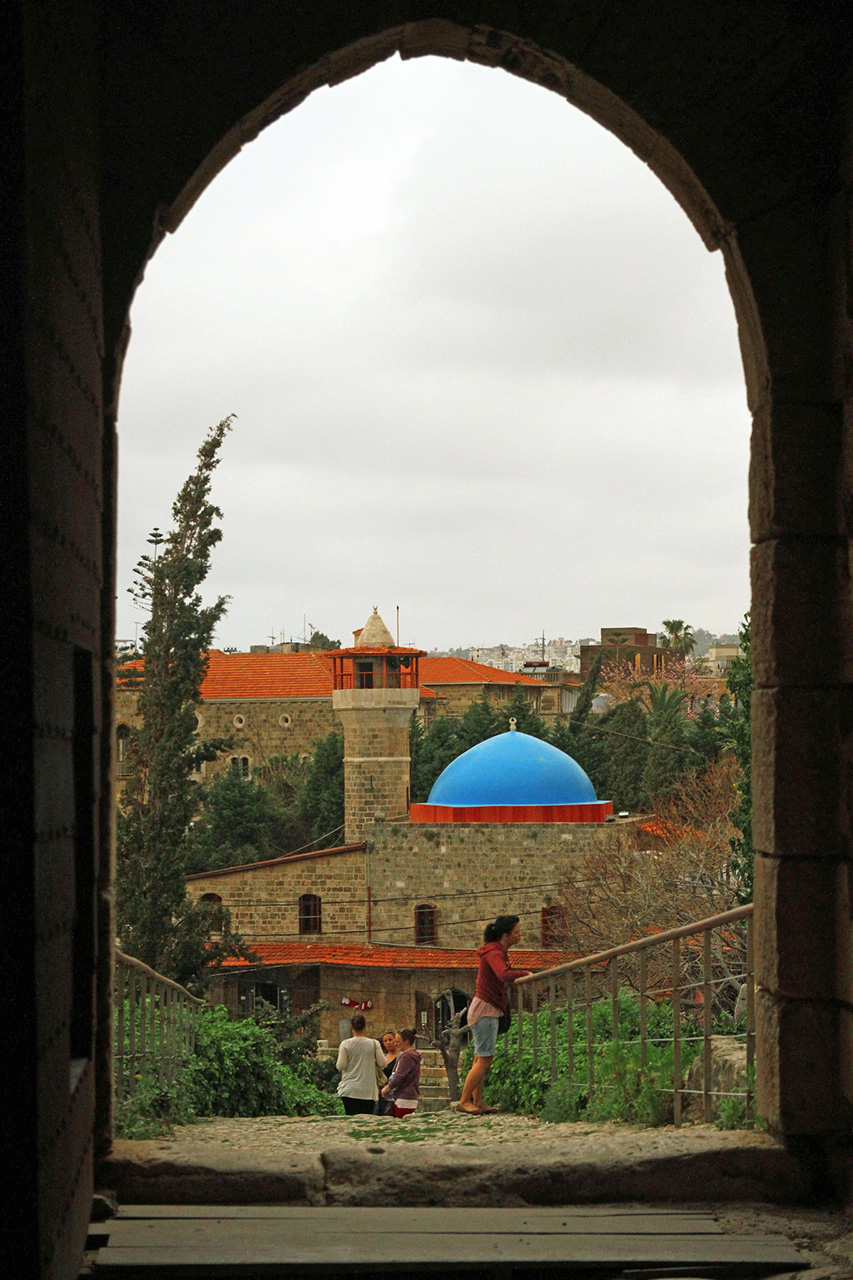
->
<box><xmin>115</xmin><ymin>55</ymin><xmax>750</xmax><ymax>654</ymax></box>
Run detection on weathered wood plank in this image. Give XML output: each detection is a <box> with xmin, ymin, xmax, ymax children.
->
<box><xmin>104</xmin><ymin>1216</ymin><xmax>724</xmax><ymax>1244</ymax></box>
<box><xmin>111</xmin><ymin>1203</ymin><xmax>717</xmax><ymax>1233</ymax></box>
<box><xmin>92</xmin><ymin>1233</ymin><xmax>806</xmax><ymax>1277</ymax></box>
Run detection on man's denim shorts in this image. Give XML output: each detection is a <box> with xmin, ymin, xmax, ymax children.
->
<box><xmin>471</xmin><ymin>1015</ymin><xmax>499</xmax><ymax>1058</ymax></box>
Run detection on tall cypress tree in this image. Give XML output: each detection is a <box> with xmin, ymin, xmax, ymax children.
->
<box><xmin>725</xmin><ymin>613</ymin><xmax>753</xmax><ymax>900</ymax></box>
<box><xmin>116</xmin><ymin>417</ymin><xmax>253</xmax><ymax>985</ymax></box>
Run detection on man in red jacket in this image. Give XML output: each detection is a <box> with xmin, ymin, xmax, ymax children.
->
<box><xmin>456</xmin><ymin>915</ymin><xmax>532</xmax><ymax>1115</ymax></box>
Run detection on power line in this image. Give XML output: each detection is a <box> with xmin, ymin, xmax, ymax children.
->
<box><xmin>206</xmin><ymin>874</ymin><xmax>603</xmax><ymax>912</ymax></box>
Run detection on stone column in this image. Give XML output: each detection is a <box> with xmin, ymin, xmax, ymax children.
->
<box><xmin>332</xmin><ymin>689</ymin><xmax>419</xmax><ymax>844</ymax></box>
<box><xmin>733</xmin><ymin>168</ymin><xmax>853</xmax><ymax>1143</ymax></box>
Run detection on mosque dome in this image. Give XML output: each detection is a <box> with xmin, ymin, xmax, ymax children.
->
<box><xmin>427</xmin><ymin>725</ymin><xmax>598</xmax><ymax>809</ymax></box>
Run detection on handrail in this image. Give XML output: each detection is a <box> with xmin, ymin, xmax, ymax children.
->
<box><xmin>515</xmin><ymin>904</ymin><xmax>754</xmax><ymax>984</ymax></box>
<box><xmin>507</xmin><ymin>903</ymin><xmax>754</xmax><ymax>1127</ymax></box>
<box><xmin>114</xmin><ymin>948</ymin><xmax>206</xmax><ymax>1005</ymax></box>
<box><xmin>113</xmin><ymin>950</ymin><xmax>206</xmax><ymax>1103</ymax></box>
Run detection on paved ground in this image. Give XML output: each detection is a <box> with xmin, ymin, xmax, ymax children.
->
<box><xmin>101</xmin><ymin>1116</ymin><xmax>853</xmax><ymax>1276</ymax></box>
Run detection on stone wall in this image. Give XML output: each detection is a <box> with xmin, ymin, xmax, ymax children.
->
<box><xmin>367</xmin><ymin>820</ymin><xmax>639</xmax><ymax>950</ymax></box>
<box><xmin>187</xmin><ymin>846</ymin><xmax>368</xmax><ymax>944</ymax></box>
<box><xmin>187</xmin><ymin>819</ymin><xmax>637</xmax><ymax>952</ymax></box>
<box><xmin>114</xmin><ymin>690</ymin><xmax>338</xmax><ymax>782</ymax></box>
<box><xmin>334</xmin><ymin>690</ymin><xmax>419</xmax><ymax>842</ymax></box>
<box><xmin>319</xmin><ymin>964</ymin><xmax>475</xmax><ymax>1046</ymax></box>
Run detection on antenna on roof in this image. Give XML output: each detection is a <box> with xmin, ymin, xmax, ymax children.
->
<box><xmin>396</xmin><ymin>606</ymin><xmax>400</xmax><ymax>647</ymax></box>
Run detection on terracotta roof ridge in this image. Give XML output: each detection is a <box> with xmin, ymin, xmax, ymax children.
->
<box><xmin>186</xmin><ymin>841</ymin><xmax>366</xmax><ymax>880</ymax></box>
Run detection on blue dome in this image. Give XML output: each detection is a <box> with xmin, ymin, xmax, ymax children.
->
<box><xmin>427</xmin><ymin>729</ymin><xmax>598</xmax><ymax>808</ymax></box>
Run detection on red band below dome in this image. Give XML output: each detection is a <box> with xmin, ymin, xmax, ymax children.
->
<box><xmin>409</xmin><ymin>800</ymin><xmax>614</xmax><ymax>824</ymax></box>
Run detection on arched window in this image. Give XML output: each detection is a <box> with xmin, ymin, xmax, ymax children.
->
<box><xmin>541</xmin><ymin>905</ymin><xmax>566</xmax><ymax>947</ymax></box>
<box><xmin>415</xmin><ymin>904</ymin><xmax>437</xmax><ymax>945</ymax></box>
<box><xmin>229</xmin><ymin>755</ymin><xmax>250</xmax><ymax>778</ymax></box>
<box><xmin>200</xmin><ymin>892</ymin><xmax>223</xmax><ymax>931</ymax></box>
<box><xmin>116</xmin><ymin>724</ymin><xmax>131</xmax><ymax>777</ymax></box>
<box><xmin>299</xmin><ymin>893</ymin><xmax>322</xmax><ymax>935</ymax></box>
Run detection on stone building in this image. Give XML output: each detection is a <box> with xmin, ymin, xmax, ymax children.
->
<box><xmin>188</xmin><ymin>617</ymin><xmax>633</xmax><ymax>1043</ymax></box>
<box><xmin>113</xmin><ymin>623</ymin><xmax>548</xmax><ymax>785</ymax></box>
<box><xmin>12</xmin><ymin>9</ymin><xmax>853</xmax><ymax>1274</ymax></box>
<box><xmin>579</xmin><ymin>627</ymin><xmax>670</xmax><ymax>678</ymax></box>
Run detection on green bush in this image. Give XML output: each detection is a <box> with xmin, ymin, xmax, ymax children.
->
<box><xmin>114</xmin><ymin>1072</ymin><xmax>196</xmax><ymax>1139</ymax></box>
<box><xmin>476</xmin><ymin>992</ymin><xmax>701</xmax><ymax>1125</ymax></box>
<box><xmin>183</xmin><ymin>1007</ymin><xmax>342</xmax><ymax>1117</ymax></box>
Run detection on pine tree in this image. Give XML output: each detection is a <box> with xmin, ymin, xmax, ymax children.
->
<box><xmin>298</xmin><ymin>732</ymin><xmax>345</xmax><ymax>843</ymax></box>
<box><xmin>115</xmin><ymin>417</ymin><xmax>254</xmax><ymax>985</ymax></box>
<box><xmin>186</xmin><ymin>760</ymin><xmax>306</xmax><ymax>873</ymax></box>
<box><xmin>596</xmin><ymin>697</ymin><xmax>649</xmax><ymax>812</ymax></box>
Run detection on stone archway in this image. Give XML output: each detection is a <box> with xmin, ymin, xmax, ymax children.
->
<box><xmin>100</xmin><ymin>11</ymin><xmax>852</xmax><ymax>1147</ymax></box>
<box><xmin>13</xmin><ymin>5</ymin><xmax>853</xmax><ymax>1275</ymax></box>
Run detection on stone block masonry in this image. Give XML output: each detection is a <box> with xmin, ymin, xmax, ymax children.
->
<box><xmin>187</xmin><ymin>818</ymin><xmax>637</xmax><ymax>953</ymax></box>
<box><xmin>367</xmin><ymin>820</ymin><xmax>639</xmax><ymax>950</ymax></box>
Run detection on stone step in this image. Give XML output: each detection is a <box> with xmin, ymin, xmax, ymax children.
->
<box><xmin>418</xmin><ymin>1096</ymin><xmax>452</xmax><ymax>1113</ymax></box>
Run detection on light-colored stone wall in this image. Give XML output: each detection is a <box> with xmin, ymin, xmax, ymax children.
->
<box><xmin>367</xmin><ymin>819</ymin><xmax>640</xmax><ymax>950</ymax></box>
<box><xmin>334</xmin><ymin>689</ymin><xmax>419</xmax><ymax>842</ymax></box>
<box><xmin>187</xmin><ymin>847</ymin><xmax>368</xmax><ymax>943</ymax></box>
<box><xmin>114</xmin><ymin>689</ymin><xmax>339</xmax><ymax>782</ymax></box>
<box><xmin>187</xmin><ymin>818</ymin><xmax>636</xmax><ymax>953</ymax></box>
<box><xmin>319</xmin><ymin>965</ymin><xmax>475</xmax><ymax>1046</ymax></box>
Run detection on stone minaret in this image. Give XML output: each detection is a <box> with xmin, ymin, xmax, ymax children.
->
<box><xmin>331</xmin><ymin>609</ymin><xmax>425</xmax><ymax>843</ymax></box>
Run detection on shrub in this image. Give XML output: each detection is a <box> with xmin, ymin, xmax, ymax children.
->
<box><xmin>114</xmin><ymin>1072</ymin><xmax>196</xmax><ymax>1139</ymax></box>
<box><xmin>477</xmin><ymin>992</ymin><xmax>700</xmax><ymax>1125</ymax></box>
<box><xmin>184</xmin><ymin>1006</ymin><xmax>342</xmax><ymax>1117</ymax></box>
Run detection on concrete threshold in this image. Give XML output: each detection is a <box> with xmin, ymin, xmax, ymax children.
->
<box><xmin>100</xmin><ymin>1129</ymin><xmax>812</xmax><ymax>1208</ymax></box>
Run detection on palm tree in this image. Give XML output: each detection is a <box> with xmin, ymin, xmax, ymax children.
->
<box><xmin>642</xmin><ymin>681</ymin><xmax>688</xmax><ymax>728</ymax></box>
<box><xmin>660</xmin><ymin>619</ymin><xmax>696</xmax><ymax>657</ymax></box>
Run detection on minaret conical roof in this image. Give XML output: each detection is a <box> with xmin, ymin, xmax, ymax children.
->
<box><xmin>354</xmin><ymin>607</ymin><xmax>395</xmax><ymax>649</ymax></box>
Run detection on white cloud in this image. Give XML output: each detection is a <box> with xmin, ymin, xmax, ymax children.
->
<box><xmin>116</xmin><ymin>55</ymin><xmax>750</xmax><ymax>653</ymax></box>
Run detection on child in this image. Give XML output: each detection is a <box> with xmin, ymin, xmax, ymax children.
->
<box><xmin>381</xmin><ymin>1028</ymin><xmax>421</xmax><ymax>1118</ymax></box>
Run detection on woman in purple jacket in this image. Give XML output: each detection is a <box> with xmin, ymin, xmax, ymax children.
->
<box><xmin>456</xmin><ymin>914</ymin><xmax>532</xmax><ymax>1115</ymax></box>
<box><xmin>381</xmin><ymin>1028</ymin><xmax>421</xmax><ymax>1118</ymax></box>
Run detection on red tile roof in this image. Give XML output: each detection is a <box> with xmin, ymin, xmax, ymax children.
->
<box><xmin>222</xmin><ymin>944</ymin><xmax>569</xmax><ymax>970</ymax></box>
<box><xmin>118</xmin><ymin>650</ymin><xmax>539</xmax><ymax>700</ymax></box>
<box><xmin>419</xmin><ymin>656</ymin><xmax>542</xmax><ymax>686</ymax></box>
<box><xmin>201</xmin><ymin>649</ymin><xmax>335</xmax><ymax>699</ymax></box>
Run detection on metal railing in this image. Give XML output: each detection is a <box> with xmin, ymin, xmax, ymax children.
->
<box><xmin>513</xmin><ymin>904</ymin><xmax>754</xmax><ymax>1125</ymax></box>
<box><xmin>113</xmin><ymin>949</ymin><xmax>206</xmax><ymax>1101</ymax></box>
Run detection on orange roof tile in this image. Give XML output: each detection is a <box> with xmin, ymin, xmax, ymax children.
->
<box><xmin>118</xmin><ymin>650</ymin><xmax>537</xmax><ymax>700</ymax></box>
<box><xmin>222</xmin><ymin>944</ymin><xmax>569</xmax><ymax>970</ymax></box>
<box><xmin>419</xmin><ymin>656</ymin><xmax>543</xmax><ymax>686</ymax></box>
<box><xmin>200</xmin><ymin>649</ymin><xmax>335</xmax><ymax>699</ymax></box>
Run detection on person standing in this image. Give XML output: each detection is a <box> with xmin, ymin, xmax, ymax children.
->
<box><xmin>456</xmin><ymin>915</ymin><xmax>532</xmax><ymax>1115</ymax></box>
<box><xmin>335</xmin><ymin>1013</ymin><xmax>386</xmax><ymax>1116</ymax></box>
<box><xmin>381</xmin><ymin>1028</ymin><xmax>422</xmax><ymax>1118</ymax></box>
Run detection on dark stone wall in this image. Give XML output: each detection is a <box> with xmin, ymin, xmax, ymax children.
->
<box><xmin>10</xmin><ymin>5</ymin><xmax>853</xmax><ymax>1273</ymax></box>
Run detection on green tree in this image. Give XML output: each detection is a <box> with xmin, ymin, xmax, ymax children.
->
<box><xmin>550</xmin><ymin>653</ymin><xmax>607</xmax><ymax>787</ymax></box>
<box><xmin>686</xmin><ymin>698</ymin><xmax>722</xmax><ymax>767</ymax></box>
<box><xmin>410</xmin><ymin>715</ymin><xmax>463</xmax><ymax>802</ymax></box>
<box><xmin>298</xmin><ymin>732</ymin><xmax>345</xmax><ymax>843</ymax></box>
<box><xmin>660</xmin><ymin>619</ymin><xmax>696</xmax><ymax>657</ymax></box>
<box><xmin>455</xmin><ymin>692</ymin><xmax>503</xmax><ymax>751</ymax></box>
<box><xmin>595</xmin><ymin>697</ymin><xmax>650</xmax><ymax>812</ymax></box>
<box><xmin>641</xmin><ymin>682</ymin><xmax>690</xmax><ymax>806</ymax></box>
<box><xmin>308</xmin><ymin>630</ymin><xmax>340</xmax><ymax>650</ymax></box>
<box><xmin>725</xmin><ymin>613</ymin><xmax>753</xmax><ymax>899</ymax></box>
<box><xmin>186</xmin><ymin>760</ymin><xmax>300</xmax><ymax>873</ymax></box>
<box><xmin>115</xmin><ymin>417</ymin><xmax>254</xmax><ymax>984</ymax></box>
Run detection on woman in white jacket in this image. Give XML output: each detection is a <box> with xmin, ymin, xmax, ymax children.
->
<box><xmin>335</xmin><ymin>1013</ymin><xmax>385</xmax><ymax>1115</ymax></box>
